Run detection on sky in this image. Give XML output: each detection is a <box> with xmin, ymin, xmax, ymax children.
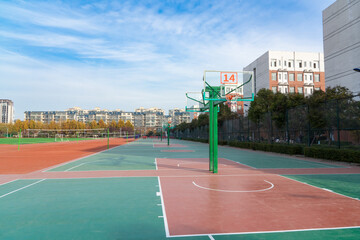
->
<box><xmin>0</xmin><ymin>0</ymin><xmax>335</xmax><ymax>120</ymax></box>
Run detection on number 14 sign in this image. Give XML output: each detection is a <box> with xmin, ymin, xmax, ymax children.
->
<box><xmin>220</xmin><ymin>72</ymin><xmax>238</xmax><ymax>84</ymax></box>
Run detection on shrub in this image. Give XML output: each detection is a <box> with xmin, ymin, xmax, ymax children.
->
<box><xmin>304</xmin><ymin>147</ymin><xmax>360</xmax><ymax>163</ymax></box>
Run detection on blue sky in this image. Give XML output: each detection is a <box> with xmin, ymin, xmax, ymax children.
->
<box><xmin>0</xmin><ymin>0</ymin><xmax>335</xmax><ymax>119</ymax></box>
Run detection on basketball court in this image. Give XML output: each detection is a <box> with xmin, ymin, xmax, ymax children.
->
<box><xmin>1</xmin><ymin>138</ymin><xmax>360</xmax><ymax>239</ymax></box>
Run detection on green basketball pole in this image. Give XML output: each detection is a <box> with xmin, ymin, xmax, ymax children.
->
<box><xmin>126</xmin><ymin>132</ymin><xmax>128</xmax><ymax>143</ymax></box>
<box><xmin>209</xmin><ymin>100</ymin><xmax>214</xmax><ymax>172</ymax></box>
<box><xmin>213</xmin><ymin>102</ymin><xmax>218</xmax><ymax>173</ymax></box>
<box><xmin>167</xmin><ymin>123</ymin><xmax>170</xmax><ymax>146</ymax></box>
<box><xmin>18</xmin><ymin>128</ymin><xmax>21</xmax><ymax>151</ymax></box>
<box><xmin>107</xmin><ymin>128</ymin><xmax>110</xmax><ymax>149</ymax></box>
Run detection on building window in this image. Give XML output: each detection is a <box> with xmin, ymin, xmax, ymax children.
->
<box><xmin>278</xmin><ymin>73</ymin><xmax>281</xmax><ymax>80</ymax></box>
<box><xmin>298</xmin><ymin>61</ymin><xmax>302</xmax><ymax>68</ymax></box>
<box><xmin>314</xmin><ymin>61</ymin><xmax>319</xmax><ymax>69</ymax></box>
<box><xmin>304</xmin><ymin>61</ymin><xmax>307</xmax><ymax>68</ymax></box>
<box><xmin>271</xmin><ymin>59</ymin><xmax>277</xmax><ymax>67</ymax></box>
<box><xmin>309</xmin><ymin>75</ymin><xmax>312</xmax><ymax>81</ymax></box>
<box><xmin>284</xmin><ymin>60</ymin><xmax>287</xmax><ymax>66</ymax></box>
<box><xmin>290</xmin><ymin>87</ymin><xmax>295</xmax><ymax>93</ymax></box>
<box><xmin>284</xmin><ymin>72</ymin><xmax>288</xmax><ymax>80</ymax></box>
<box><xmin>271</xmin><ymin>72</ymin><xmax>277</xmax><ymax>81</ymax></box>
<box><xmin>272</xmin><ymin>86</ymin><xmax>277</xmax><ymax>93</ymax></box>
<box><xmin>305</xmin><ymin>75</ymin><xmax>307</xmax><ymax>81</ymax></box>
<box><xmin>315</xmin><ymin>87</ymin><xmax>320</xmax><ymax>91</ymax></box>
<box><xmin>314</xmin><ymin>74</ymin><xmax>320</xmax><ymax>82</ymax></box>
<box><xmin>289</xmin><ymin>73</ymin><xmax>294</xmax><ymax>81</ymax></box>
<box><xmin>297</xmin><ymin>87</ymin><xmax>303</xmax><ymax>94</ymax></box>
<box><xmin>279</xmin><ymin>60</ymin><xmax>281</xmax><ymax>66</ymax></box>
<box><xmin>297</xmin><ymin>73</ymin><xmax>303</xmax><ymax>81</ymax></box>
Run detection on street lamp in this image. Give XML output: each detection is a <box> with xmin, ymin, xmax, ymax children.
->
<box><xmin>354</xmin><ymin>68</ymin><xmax>360</xmax><ymax>72</ymax></box>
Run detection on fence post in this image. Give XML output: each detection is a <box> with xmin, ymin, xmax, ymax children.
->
<box><xmin>270</xmin><ymin>111</ymin><xmax>273</xmax><ymax>144</ymax></box>
<box><xmin>336</xmin><ymin>99</ymin><xmax>341</xmax><ymax>149</ymax></box>
<box><xmin>286</xmin><ymin>108</ymin><xmax>289</xmax><ymax>145</ymax></box>
<box><xmin>307</xmin><ymin>104</ymin><xmax>311</xmax><ymax>147</ymax></box>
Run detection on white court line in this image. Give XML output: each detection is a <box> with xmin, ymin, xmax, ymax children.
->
<box><xmin>42</xmin><ymin>143</ymin><xmax>126</xmax><ymax>172</ymax></box>
<box><xmin>63</xmin><ymin>160</ymin><xmax>105</xmax><ymax>172</ymax></box>
<box><xmin>0</xmin><ymin>179</ymin><xmax>19</xmax><ymax>186</ymax></box>
<box><xmin>280</xmin><ymin>175</ymin><xmax>360</xmax><ymax>201</ymax></box>
<box><xmin>222</xmin><ymin>157</ymin><xmax>256</xmax><ymax>169</ymax></box>
<box><xmin>208</xmin><ymin>235</ymin><xmax>215</xmax><ymax>240</ymax></box>
<box><xmin>192</xmin><ymin>180</ymin><xmax>274</xmax><ymax>193</ymax></box>
<box><xmin>155</xmin><ymin>158</ymin><xmax>158</xmax><ymax>170</ymax></box>
<box><xmin>0</xmin><ymin>179</ymin><xmax>46</xmax><ymax>199</ymax></box>
<box><xmin>168</xmin><ymin>225</ymin><xmax>360</xmax><ymax>238</ymax></box>
<box><xmin>157</xmin><ymin>177</ymin><xmax>170</xmax><ymax>238</ymax></box>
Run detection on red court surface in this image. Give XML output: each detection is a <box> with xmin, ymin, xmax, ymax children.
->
<box><xmin>0</xmin><ymin>138</ymin><xmax>133</xmax><ymax>174</ymax></box>
<box><xmin>154</xmin><ymin>157</ymin><xmax>360</xmax><ymax>237</ymax></box>
<box><xmin>153</xmin><ymin>143</ymin><xmax>187</xmax><ymax>148</ymax></box>
<box><xmin>161</xmin><ymin>150</ymin><xmax>195</xmax><ymax>152</ymax></box>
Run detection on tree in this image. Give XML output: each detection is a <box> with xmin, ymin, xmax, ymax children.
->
<box><xmin>28</xmin><ymin>120</ymin><xmax>36</xmax><ymax>129</ymax></box>
<box><xmin>117</xmin><ymin>119</ymin><xmax>125</xmax><ymax>129</ymax></box>
<box><xmin>109</xmin><ymin>120</ymin><xmax>117</xmax><ymax>132</ymax></box>
<box><xmin>124</xmin><ymin>120</ymin><xmax>134</xmax><ymax>131</ymax></box>
<box><xmin>248</xmin><ymin>89</ymin><xmax>274</xmax><ymax>123</ymax></box>
<box><xmin>198</xmin><ymin>113</ymin><xmax>209</xmax><ymax>126</ymax></box>
<box><xmin>98</xmin><ymin>119</ymin><xmax>106</xmax><ymax>129</ymax></box>
<box><xmin>89</xmin><ymin>120</ymin><xmax>98</xmax><ymax>129</ymax></box>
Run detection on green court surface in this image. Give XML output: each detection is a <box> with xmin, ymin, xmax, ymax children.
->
<box><xmin>49</xmin><ymin>139</ymin><xmax>343</xmax><ymax>172</ymax></box>
<box><xmin>283</xmin><ymin>174</ymin><xmax>360</xmax><ymax>199</ymax></box>
<box><xmin>0</xmin><ymin>137</ymin><xmax>95</xmax><ymax>145</ymax></box>
<box><xmin>214</xmin><ymin>228</ymin><xmax>360</xmax><ymax>240</ymax></box>
<box><xmin>0</xmin><ymin>177</ymin><xmax>207</xmax><ymax>240</ymax></box>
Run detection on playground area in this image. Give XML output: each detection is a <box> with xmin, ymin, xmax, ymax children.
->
<box><xmin>1</xmin><ymin>138</ymin><xmax>360</xmax><ymax>239</ymax></box>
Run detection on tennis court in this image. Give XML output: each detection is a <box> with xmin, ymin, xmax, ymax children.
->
<box><xmin>1</xmin><ymin>138</ymin><xmax>360</xmax><ymax>239</ymax></box>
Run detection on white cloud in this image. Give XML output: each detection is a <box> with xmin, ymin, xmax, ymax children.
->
<box><xmin>0</xmin><ymin>0</ymin><xmax>332</xmax><ymax>119</ymax></box>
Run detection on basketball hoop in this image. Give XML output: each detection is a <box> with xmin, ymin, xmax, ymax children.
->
<box><xmin>225</xmin><ymin>93</ymin><xmax>241</xmax><ymax>102</ymax></box>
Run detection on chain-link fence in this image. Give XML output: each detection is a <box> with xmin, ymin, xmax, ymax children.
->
<box><xmin>175</xmin><ymin>95</ymin><xmax>360</xmax><ymax>150</ymax></box>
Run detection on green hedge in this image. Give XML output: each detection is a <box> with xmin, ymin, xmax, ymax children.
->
<box><xmin>228</xmin><ymin>141</ymin><xmax>303</xmax><ymax>155</ymax></box>
<box><xmin>182</xmin><ymin>137</ymin><xmax>208</xmax><ymax>143</ymax></box>
<box><xmin>304</xmin><ymin>147</ymin><xmax>360</xmax><ymax>163</ymax></box>
<box><xmin>181</xmin><ymin>138</ymin><xmax>360</xmax><ymax>163</ymax></box>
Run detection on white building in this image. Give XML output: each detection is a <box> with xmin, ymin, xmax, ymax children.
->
<box><xmin>0</xmin><ymin>99</ymin><xmax>14</xmax><ymax>123</ymax></box>
<box><xmin>169</xmin><ymin>108</ymin><xmax>191</xmax><ymax>126</ymax></box>
<box><xmin>244</xmin><ymin>51</ymin><xmax>325</xmax><ymax>97</ymax></box>
<box><xmin>323</xmin><ymin>0</ymin><xmax>360</xmax><ymax>93</ymax></box>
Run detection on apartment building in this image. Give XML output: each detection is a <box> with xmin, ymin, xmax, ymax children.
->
<box><xmin>323</xmin><ymin>0</ymin><xmax>360</xmax><ymax>93</ymax></box>
<box><xmin>169</xmin><ymin>108</ymin><xmax>191</xmax><ymax>126</ymax></box>
<box><xmin>0</xmin><ymin>99</ymin><xmax>14</xmax><ymax>123</ymax></box>
<box><xmin>24</xmin><ymin>107</ymin><xmax>190</xmax><ymax>129</ymax></box>
<box><xmin>244</xmin><ymin>51</ymin><xmax>325</xmax><ymax>97</ymax></box>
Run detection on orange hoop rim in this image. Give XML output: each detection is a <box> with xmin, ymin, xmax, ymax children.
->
<box><xmin>225</xmin><ymin>93</ymin><xmax>241</xmax><ymax>102</ymax></box>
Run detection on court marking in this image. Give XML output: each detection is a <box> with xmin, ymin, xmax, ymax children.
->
<box><xmin>0</xmin><ymin>179</ymin><xmax>46</xmax><ymax>199</ymax></box>
<box><xmin>43</xmin><ymin>143</ymin><xmax>128</xmax><ymax>172</ymax></box>
<box><xmin>0</xmin><ymin>179</ymin><xmax>19</xmax><ymax>186</ymax></box>
<box><xmin>280</xmin><ymin>175</ymin><xmax>360</xmax><ymax>201</ymax></box>
<box><xmin>167</xmin><ymin>225</ymin><xmax>360</xmax><ymax>238</ymax></box>
<box><xmin>192</xmin><ymin>180</ymin><xmax>274</xmax><ymax>193</ymax></box>
<box><xmin>63</xmin><ymin>160</ymin><xmax>106</xmax><ymax>172</ymax></box>
<box><xmin>157</xmin><ymin>176</ymin><xmax>170</xmax><ymax>238</ymax></box>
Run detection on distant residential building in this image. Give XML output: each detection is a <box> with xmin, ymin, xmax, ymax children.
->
<box><xmin>323</xmin><ymin>0</ymin><xmax>360</xmax><ymax>93</ymax></box>
<box><xmin>24</xmin><ymin>106</ymin><xmax>190</xmax><ymax>129</ymax></box>
<box><xmin>0</xmin><ymin>99</ymin><xmax>14</xmax><ymax>123</ymax></box>
<box><xmin>244</xmin><ymin>51</ymin><xmax>325</xmax><ymax>97</ymax></box>
<box><xmin>169</xmin><ymin>108</ymin><xmax>191</xmax><ymax>126</ymax></box>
